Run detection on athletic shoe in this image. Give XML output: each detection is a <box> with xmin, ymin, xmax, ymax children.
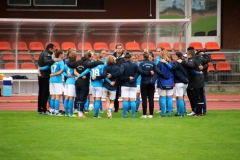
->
<box><xmin>84</xmin><ymin>110</ymin><xmax>89</xmax><ymax>114</ymax></box>
<box><xmin>50</xmin><ymin>112</ymin><xmax>55</xmax><ymax>116</ymax></box>
<box><xmin>55</xmin><ymin>114</ymin><xmax>63</xmax><ymax>116</ymax></box>
<box><xmin>197</xmin><ymin>114</ymin><xmax>203</xmax><ymax>116</ymax></box>
<box><xmin>187</xmin><ymin>111</ymin><xmax>195</xmax><ymax>116</ymax></box>
<box><xmin>107</xmin><ymin>110</ymin><xmax>112</xmax><ymax>118</ymax></box>
<box><xmin>78</xmin><ymin>115</ymin><xmax>86</xmax><ymax>118</ymax></box>
<box><xmin>37</xmin><ymin>112</ymin><xmax>42</xmax><ymax>114</ymax></box>
<box><xmin>140</xmin><ymin>115</ymin><xmax>147</xmax><ymax>118</ymax></box>
<box><xmin>42</xmin><ymin>112</ymin><xmax>49</xmax><ymax>115</ymax></box>
<box><xmin>147</xmin><ymin>115</ymin><xmax>153</xmax><ymax>118</ymax></box>
<box><xmin>73</xmin><ymin>109</ymin><xmax>78</xmax><ymax>113</ymax></box>
<box><xmin>156</xmin><ymin>110</ymin><xmax>161</xmax><ymax>113</ymax></box>
<box><xmin>94</xmin><ymin>116</ymin><xmax>102</xmax><ymax>118</ymax></box>
<box><xmin>65</xmin><ymin>114</ymin><xmax>69</xmax><ymax>117</ymax></box>
<box><xmin>99</xmin><ymin>110</ymin><xmax>104</xmax><ymax>113</ymax></box>
<box><xmin>69</xmin><ymin>114</ymin><xmax>77</xmax><ymax>118</ymax></box>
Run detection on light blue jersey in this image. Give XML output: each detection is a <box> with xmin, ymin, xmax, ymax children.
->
<box><xmin>91</xmin><ymin>64</ymin><xmax>105</xmax><ymax>87</ymax></box>
<box><xmin>154</xmin><ymin>56</ymin><xmax>162</xmax><ymax>65</ymax></box>
<box><xmin>136</xmin><ymin>62</ymin><xmax>142</xmax><ymax>85</ymax></box>
<box><xmin>103</xmin><ymin>57</ymin><xmax>107</xmax><ymax>65</ymax></box>
<box><xmin>49</xmin><ymin>60</ymin><xmax>64</xmax><ymax>83</ymax></box>
<box><xmin>62</xmin><ymin>64</ymin><xmax>75</xmax><ymax>85</ymax></box>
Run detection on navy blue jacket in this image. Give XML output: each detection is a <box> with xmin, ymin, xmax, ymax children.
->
<box><xmin>102</xmin><ymin>63</ymin><xmax>120</xmax><ymax>91</ymax></box>
<box><xmin>139</xmin><ymin>59</ymin><xmax>168</xmax><ymax>84</ymax></box>
<box><xmin>111</xmin><ymin>60</ymin><xmax>150</xmax><ymax>87</ymax></box>
<box><xmin>167</xmin><ymin>60</ymin><xmax>189</xmax><ymax>84</ymax></box>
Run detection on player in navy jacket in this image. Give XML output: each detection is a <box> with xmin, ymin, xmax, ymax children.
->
<box><xmin>139</xmin><ymin>50</ymin><xmax>168</xmax><ymax>118</ymax></box>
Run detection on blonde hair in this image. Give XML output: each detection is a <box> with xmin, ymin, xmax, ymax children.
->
<box><xmin>106</xmin><ymin>55</ymin><xmax>116</xmax><ymax>65</ymax></box>
<box><xmin>68</xmin><ymin>51</ymin><xmax>77</xmax><ymax>62</ymax></box>
<box><xmin>143</xmin><ymin>49</ymin><xmax>149</xmax><ymax>59</ymax></box>
<box><xmin>162</xmin><ymin>50</ymin><xmax>171</xmax><ymax>63</ymax></box>
<box><xmin>84</xmin><ymin>50</ymin><xmax>92</xmax><ymax>61</ymax></box>
<box><xmin>66</xmin><ymin>48</ymin><xmax>76</xmax><ymax>58</ymax></box>
<box><xmin>96</xmin><ymin>53</ymin><xmax>104</xmax><ymax>61</ymax></box>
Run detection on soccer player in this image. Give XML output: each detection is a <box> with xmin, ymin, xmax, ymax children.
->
<box><xmin>62</xmin><ymin>51</ymin><xmax>78</xmax><ymax>117</ymax></box>
<box><xmin>49</xmin><ymin>50</ymin><xmax>65</xmax><ymax>116</ymax></box>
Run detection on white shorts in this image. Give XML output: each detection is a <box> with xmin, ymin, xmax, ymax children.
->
<box><xmin>89</xmin><ymin>86</ymin><xmax>93</xmax><ymax>95</ymax></box>
<box><xmin>64</xmin><ymin>84</ymin><xmax>76</xmax><ymax>97</ymax></box>
<box><xmin>102</xmin><ymin>88</ymin><xmax>116</xmax><ymax>100</ymax></box>
<box><xmin>158</xmin><ymin>88</ymin><xmax>173</xmax><ymax>97</ymax></box>
<box><xmin>121</xmin><ymin>86</ymin><xmax>137</xmax><ymax>99</ymax></box>
<box><xmin>92</xmin><ymin>87</ymin><xmax>103</xmax><ymax>98</ymax></box>
<box><xmin>175</xmin><ymin>83</ymin><xmax>188</xmax><ymax>97</ymax></box>
<box><xmin>136</xmin><ymin>85</ymin><xmax>140</xmax><ymax>93</ymax></box>
<box><xmin>50</xmin><ymin>83</ymin><xmax>63</xmax><ymax>95</ymax></box>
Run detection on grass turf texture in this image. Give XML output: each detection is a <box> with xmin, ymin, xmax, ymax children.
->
<box><xmin>0</xmin><ymin>111</ymin><xmax>240</xmax><ymax>160</ymax></box>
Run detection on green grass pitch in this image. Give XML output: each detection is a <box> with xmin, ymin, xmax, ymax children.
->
<box><xmin>0</xmin><ymin>110</ymin><xmax>240</xmax><ymax>160</ymax></box>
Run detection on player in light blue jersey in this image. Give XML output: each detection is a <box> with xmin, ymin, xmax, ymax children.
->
<box><xmin>154</xmin><ymin>47</ymin><xmax>164</xmax><ymax>65</ymax></box>
<box><xmin>49</xmin><ymin>50</ymin><xmax>65</xmax><ymax>116</ymax></box>
<box><xmin>131</xmin><ymin>54</ymin><xmax>141</xmax><ymax>112</ymax></box>
<box><xmin>62</xmin><ymin>51</ymin><xmax>78</xmax><ymax>117</ymax></box>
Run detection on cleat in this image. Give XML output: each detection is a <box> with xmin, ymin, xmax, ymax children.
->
<box><xmin>140</xmin><ymin>115</ymin><xmax>147</xmax><ymax>118</ymax></box>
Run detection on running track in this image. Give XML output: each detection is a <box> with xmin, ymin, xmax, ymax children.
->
<box><xmin>0</xmin><ymin>94</ymin><xmax>239</xmax><ymax>110</ymax></box>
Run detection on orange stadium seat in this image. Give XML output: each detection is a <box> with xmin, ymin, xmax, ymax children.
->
<box><xmin>208</xmin><ymin>62</ymin><xmax>215</xmax><ymax>72</ymax></box>
<box><xmin>12</xmin><ymin>42</ymin><xmax>28</xmax><ymax>51</ymax></box>
<box><xmin>205</xmin><ymin>42</ymin><xmax>220</xmax><ymax>51</ymax></box>
<box><xmin>21</xmin><ymin>62</ymin><xmax>36</xmax><ymax>69</ymax></box>
<box><xmin>45</xmin><ymin>42</ymin><xmax>61</xmax><ymax>50</ymax></box>
<box><xmin>141</xmin><ymin>42</ymin><xmax>156</xmax><ymax>51</ymax></box>
<box><xmin>173</xmin><ymin>42</ymin><xmax>186</xmax><ymax>51</ymax></box>
<box><xmin>18</xmin><ymin>52</ymin><xmax>32</xmax><ymax>61</ymax></box>
<box><xmin>62</xmin><ymin>42</ymin><xmax>76</xmax><ymax>51</ymax></box>
<box><xmin>0</xmin><ymin>42</ymin><xmax>12</xmax><ymax>51</ymax></box>
<box><xmin>109</xmin><ymin>42</ymin><xmax>124</xmax><ymax>51</ymax></box>
<box><xmin>78</xmin><ymin>42</ymin><xmax>93</xmax><ymax>51</ymax></box>
<box><xmin>189</xmin><ymin>42</ymin><xmax>204</xmax><ymax>50</ymax></box>
<box><xmin>94</xmin><ymin>42</ymin><xmax>109</xmax><ymax>51</ymax></box>
<box><xmin>211</xmin><ymin>53</ymin><xmax>226</xmax><ymax>61</ymax></box>
<box><xmin>125</xmin><ymin>42</ymin><xmax>140</xmax><ymax>51</ymax></box>
<box><xmin>157</xmin><ymin>42</ymin><xmax>172</xmax><ymax>51</ymax></box>
<box><xmin>3</xmin><ymin>54</ymin><xmax>15</xmax><ymax>61</ymax></box>
<box><xmin>29</xmin><ymin>42</ymin><xmax>44</xmax><ymax>51</ymax></box>
<box><xmin>216</xmin><ymin>62</ymin><xmax>231</xmax><ymax>72</ymax></box>
<box><xmin>4</xmin><ymin>62</ymin><xmax>20</xmax><ymax>69</ymax></box>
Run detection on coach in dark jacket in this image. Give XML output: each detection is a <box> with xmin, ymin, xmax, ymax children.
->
<box><xmin>37</xmin><ymin>43</ymin><xmax>58</xmax><ymax>114</ymax></box>
<box><xmin>112</xmin><ymin>43</ymin><xmax>125</xmax><ymax>112</ymax></box>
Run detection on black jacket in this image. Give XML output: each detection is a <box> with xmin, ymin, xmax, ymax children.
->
<box><xmin>38</xmin><ymin>49</ymin><xmax>55</xmax><ymax>78</ymax></box>
<box><xmin>194</xmin><ymin>53</ymin><xmax>211</xmax><ymax>81</ymax></box>
<box><xmin>112</xmin><ymin>52</ymin><xmax>125</xmax><ymax>67</ymax></box>
<box><xmin>67</xmin><ymin>57</ymin><xmax>103</xmax><ymax>87</ymax></box>
<box><xmin>182</xmin><ymin>58</ymin><xmax>205</xmax><ymax>89</ymax></box>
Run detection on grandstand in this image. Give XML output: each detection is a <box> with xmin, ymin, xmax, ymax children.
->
<box><xmin>0</xmin><ymin>0</ymin><xmax>239</xmax><ymax>94</ymax></box>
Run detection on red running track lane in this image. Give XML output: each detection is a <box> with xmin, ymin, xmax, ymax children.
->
<box><xmin>0</xmin><ymin>101</ymin><xmax>240</xmax><ymax>111</ymax></box>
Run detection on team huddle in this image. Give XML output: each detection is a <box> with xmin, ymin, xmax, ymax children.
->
<box><xmin>37</xmin><ymin>43</ymin><xmax>210</xmax><ymax>118</ymax></box>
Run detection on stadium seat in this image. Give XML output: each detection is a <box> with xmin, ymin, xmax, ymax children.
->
<box><xmin>78</xmin><ymin>42</ymin><xmax>93</xmax><ymax>51</ymax></box>
<box><xmin>29</xmin><ymin>42</ymin><xmax>44</xmax><ymax>51</ymax></box>
<box><xmin>157</xmin><ymin>42</ymin><xmax>172</xmax><ymax>51</ymax></box>
<box><xmin>45</xmin><ymin>42</ymin><xmax>60</xmax><ymax>50</ymax></box>
<box><xmin>62</xmin><ymin>42</ymin><xmax>76</xmax><ymax>51</ymax></box>
<box><xmin>109</xmin><ymin>42</ymin><xmax>124</xmax><ymax>51</ymax></box>
<box><xmin>3</xmin><ymin>55</ymin><xmax>15</xmax><ymax>61</ymax></box>
<box><xmin>12</xmin><ymin>42</ymin><xmax>28</xmax><ymax>51</ymax></box>
<box><xmin>33</xmin><ymin>52</ymin><xmax>42</xmax><ymax>61</ymax></box>
<box><xmin>194</xmin><ymin>31</ymin><xmax>206</xmax><ymax>36</ymax></box>
<box><xmin>141</xmin><ymin>42</ymin><xmax>156</xmax><ymax>51</ymax></box>
<box><xmin>208</xmin><ymin>62</ymin><xmax>215</xmax><ymax>72</ymax></box>
<box><xmin>205</xmin><ymin>42</ymin><xmax>220</xmax><ymax>51</ymax></box>
<box><xmin>173</xmin><ymin>42</ymin><xmax>186</xmax><ymax>51</ymax></box>
<box><xmin>207</xmin><ymin>30</ymin><xmax>217</xmax><ymax>36</ymax></box>
<box><xmin>211</xmin><ymin>53</ymin><xmax>226</xmax><ymax>61</ymax></box>
<box><xmin>4</xmin><ymin>62</ymin><xmax>20</xmax><ymax>69</ymax></box>
<box><xmin>18</xmin><ymin>52</ymin><xmax>32</xmax><ymax>61</ymax></box>
<box><xmin>189</xmin><ymin>42</ymin><xmax>204</xmax><ymax>50</ymax></box>
<box><xmin>93</xmin><ymin>42</ymin><xmax>109</xmax><ymax>51</ymax></box>
<box><xmin>125</xmin><ymin>42</ymin><xmax>140</xmax><ymax>51</ymax></box>
<box><xmin>21</xmin><ymin>62</ymin><xmax>36</xmax><ymax>69</ymax></box>
<box><xmin>216</xmin><ymin>62</ymin><xmax>231</xmax><ymax>72</ymax></box>
<box><xmin>0</xmin><ymin>42</ymin><xmax>12</xmax><ymax>51</ymax></box>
